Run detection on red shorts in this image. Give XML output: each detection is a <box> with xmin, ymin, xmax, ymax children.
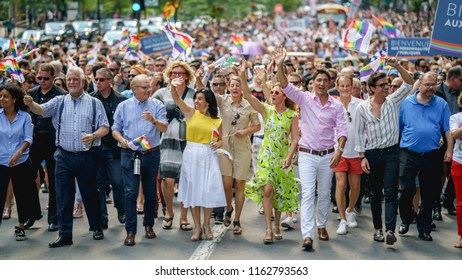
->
<box><xmin>333</xmin><ymin>157</ymin><xmax>363</xmax><ymax>174</ymax></box>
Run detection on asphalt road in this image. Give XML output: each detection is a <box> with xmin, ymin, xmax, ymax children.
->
<box><xmin>0</xmin><ymin>187</ymin><xmax>460</xmax><ymax>261</ymax></box>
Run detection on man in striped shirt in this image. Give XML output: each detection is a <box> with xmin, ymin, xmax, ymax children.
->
<box><xmin>355</xmin><ymin>58</ymin><xmax>414</xmax><ymax>246</ymax></box>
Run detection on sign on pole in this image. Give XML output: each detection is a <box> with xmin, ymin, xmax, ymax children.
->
<box><xmin>140</xmin><ymin>34</ymin><xmax>172</xmax><ymax>56</ymax></box>
<box><xmin>388</xmin><ymin>38</ymin><xmax>433</xmax><ymax>59</ymax></box>
<box><xmin>429</xmin><ymin>0</ymin><xmax>462</xmax><ymax>57</ymax></box>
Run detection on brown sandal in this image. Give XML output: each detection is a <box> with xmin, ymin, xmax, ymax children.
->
<box><xmin>455</xmin><ymin>241</ymin><xmax>462</xmax><ymax>248</ymax></box>
<box><xmin>224</xmin><ymin>207</ymin><xmax>233</xmax><ymax>227</ymax></box>
<box><xmin>179</xmin><ymin>222</ymin><xmax>193</xmax><ymax>231</ymax></box>
<box><xmin>233</xmin><ymin>221</ymin><xmax>242</xmax><ymax>235</ymax></box>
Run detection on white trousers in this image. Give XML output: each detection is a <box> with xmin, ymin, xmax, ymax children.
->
<box><xmin>298</xmin><ymin>152</ymin><xmax>333</xmax><ymax>239</ymax></box>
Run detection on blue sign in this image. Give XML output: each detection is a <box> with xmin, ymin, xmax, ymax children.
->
<box><xmin>429</xmin><ymin>0</ymin><xmax>462</xmax><ymax>57</ymax></box>
<box><xmin>388</xmin><ymin>38</ymin><xmax>432</xmax><ymax>59</ymax></box>
<box><xmin>140</xmin><ymin>34</ymin><xmax>172</xmax><ymax>56</ymax></box>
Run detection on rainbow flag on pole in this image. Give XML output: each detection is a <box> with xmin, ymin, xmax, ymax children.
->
<box><xmin>128</xmin><ymin>135</ymin><xmax>152</xmax><ymax>151</ymax></box>
<box><xmin>231</xmin><ymin>36</ymin><xmax>244</xmax><ymax>54</ymax></box>
<box><xmin>25</xmin><ymin>34</ymin><xmax>36</xmax><ymax>52</ymax></box>
<box><xmin>342</xmin><ymin>20</ymin><xmax>374</xmax><ymax>54</ymax></box>
<box><xmin>373</xmin><ymin>16</ymin><xmax>397</xmax><ymax>37</ymax></box>
<box><xmin>359</xmin><ymin>56</ymin><xmax>386</xmax><ymax>82</ymax></box>
<box><xmin>8</xmin><ymin>38</ymin><xmax>17</xmax><ymax>58</ymax></box>
<box><xmin>1</xmin><ymin>58</ymin><xmax>24</xmax><ymax>83</ymax></box>
<box><xmin>163</xmin><ymin>21</ymin><xmax>194</xmax><ymax>60</ymax></box>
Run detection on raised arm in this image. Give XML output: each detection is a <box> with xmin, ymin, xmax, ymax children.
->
<box><xmin>170</xmin><ymin>77</ymin><xmax>195</xmax><ymax>120</ymax></box>
<box><xmin>274</xmin><ymin>47</ymin><xmax>289</xmax><ymax>88</ymax></box>
<box><xmin>254</xmin><ymin>67</ymin><xmax>272</xmax><ymax>105</ymax></box>
<box><xmin>23</xmin><ymin>95</ymin><xmax>44</xmax><ymax>115</ymax></box>
<box><xmin>238</xmin><ymin>60</ymin><xmax>266</xmax><ymax>120</ymax></box>
<box><xmin>386</xmin><ymin>57</ymin><xmax>413</xmax><ymax>85</ymax></box>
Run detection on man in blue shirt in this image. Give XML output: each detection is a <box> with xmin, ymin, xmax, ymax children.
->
<box><xmin>24</xmin><ymin>67</ymin><xmax>109</xmax><ymax>248</ymax></box>
<box><xmin>398</xmin><ymin>72</ymin><xmax>453</xmax><ymax>241</ymax></box>
<box><xmin>112</xmin><ymin>74</ymin><xmax>167</xmax><ymax>246</ymax></box>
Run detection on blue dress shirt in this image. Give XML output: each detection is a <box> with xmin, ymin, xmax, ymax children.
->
<box><xmin>0</xmin><ymin>109</ymin><xmax>33</xmax><ymax>167</ymax></box>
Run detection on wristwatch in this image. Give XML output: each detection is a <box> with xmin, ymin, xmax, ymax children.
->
<box><xmin>359</xmin><ymin>156</ymin><xmax>366</xmax><ymax>161</ymax></box>
<box><xmin>92</xmin><ymin>133</ymin><xmax>97</xmax><ymax>140</ymax></box>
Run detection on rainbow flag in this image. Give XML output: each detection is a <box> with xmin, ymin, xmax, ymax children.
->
<box><xmin>342</xmin><ymin>20</ymin><xmax>374</xmax><ymax>54</ymax></box>
<box><xmin>25</xmin><ymin>34</ymin><xmax>36</xmax><ymax>52</ymax></box>
<box><xmin>216</xmin><ymin>149</ymin><xmax>233</xmax><ymax>161</ymax></box>
<box><xmin>231</xmin><ymin>35</ymin><xmax>244</xmax><ymax>54</ymax></box>
<box><xmin>126</xmin><ymin>36</ymin><xmax>140</xmax><ymax>54</ymax></box>
<box><xmin>163</xmin><ymin>1</ymin><xmax>177</xmax><ymax>20</ymax></box>
<box><xmin>1</xmin><ymin>58</ymin><xmax>24</xmax><ymax>83</ymax></box>
<box><xmin>87</xmin><ymin>48</ymin><xmax>97</xmax><ymax>65</ymax></box>
<box><xmin>138</xmin><ymin>50</ymin><xmax>151</xmax><ymax>62</ymax></box>
<box><xmin>201</xmin><ymin>52</ymin><xmax>209</xmax><ymax>66</ymax></box>
<box><xmin>128</xmin><ymin>135</ymin><xmax>152</xmax><ymax>151</ymax></box>
<box><xmin>163</xmin><ymin>22</ymin><xmax>194</xmax><ymax>60</ymax></box>
<box><xmin>15</xmin><ymin>48</ymin><xmax>39</xmax><ymax>63</ymax></box>
<box><xmin>67</xmin><ymin>54</ymin><xmax>77</xmax><ymax>68</ymax></box>
<box><xmin>8</xmin><ymin>38</ymin><xmax>17</xmax><ymax>58</ymax></box>
<box><xmin>373</xmin><ymin>16</ymin><xmax>397</xmax><ymax>37</ymax></box>
<box><xmin>211</xmin><ymin>125</ymin><xmax>219</xmax><ymax>143</ymax></box>
<box><xmin>359</xmin><ymin>56</ymin><xmax>385</xmax><ymax>82</ymax></box>
<box><xmin>113</xmin><ymin>29</ymin><xmax>130</xmax><ymax>48</ymax></box>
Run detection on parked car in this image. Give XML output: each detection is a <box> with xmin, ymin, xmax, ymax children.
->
<box><xmin>17</xmin><ymin>30</ymin><xmax>51</xmax><ymax>45</ymax></box>
<box><xmin>73</xmin><ymin>21</ymin><xmax>99</xmax><ymax>43</ymax></box>
<box><xmin>101</xmin><ymin>19</ymin><xmax>124</xmax><ymax>33</ymax></box>
<box><xmin>102</xmin><ymin>30</ymin><xmax>123</xmax><ymax>47</ymax></box>
<box><xmin>44</xmin><ymin>22</ymin><xmax>76</xmax><ymax>44</ymax></box>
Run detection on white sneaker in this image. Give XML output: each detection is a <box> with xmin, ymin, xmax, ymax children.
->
<box><xmin>281</xmin><ymin>217</ymin><xmax>294</xmax><ymax>229</ymax></box>
<box><xmin>346</xmin><ymin>209</ymin><xmax>358</xmax><ymax>228</ymax></box>
<box><xmin>336</xmin><ymin>220</ymin><xmax>348</xmax><ymax>235</ymax></box>
<box><xmin>291</xmin><ymin>215</ymin><xmax>298</xmax><ymax>223</ymax></box>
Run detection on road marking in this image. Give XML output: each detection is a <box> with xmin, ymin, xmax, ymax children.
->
<box><xmin>189</xmin><ymin>224</ymin><xmax>229</xmax><ymax>260</ymax></box>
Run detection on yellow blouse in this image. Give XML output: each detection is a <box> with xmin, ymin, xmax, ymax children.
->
<box><xmin>186</xmin><ymin>110</ymin><xmax>222</xmax><ymax>144</ymax></box>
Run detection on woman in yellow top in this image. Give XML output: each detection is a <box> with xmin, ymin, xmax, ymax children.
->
<box><xmin>171</xmin><ymin>77</ymin><xmax>226</xmax><ymax>242</ymax></box>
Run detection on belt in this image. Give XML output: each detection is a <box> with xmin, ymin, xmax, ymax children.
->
<box><xmin>404</xmin><ymin>148</ymin><xmax>439</xmax><ymax>157</ymax></box>
<box><xmin>59</xmin><ymin>147</ymin><xmax>96</xmax><ymax>155</ymax></box>
<box><xmin>299</xmin><ymin>147</ymin><xmax>335</xmax><ymax>156</ymax></box>
<box><xmin>124</xmin><ymin>146</ymin><xmax>159</xmax><ymax>154</ymax></box>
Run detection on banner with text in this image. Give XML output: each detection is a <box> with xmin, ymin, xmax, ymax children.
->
<box><xmin>140</xmin><ymin>34</ymin><xmax>172</xmax><ymax>57</ymax></box>
<box><xmin>429</xmin><ymin>0</ymin><xmax>462</xmax><ymax>57</ymax></box>
<box><xmin>388</xmin><ymin>38</ymin><xmax>432</xmax><ymax>59</ymax></box>
<box><xmin>274</xmin><ymin>18</ymin><xmax>307</xmax><ymax>31</ymax></box>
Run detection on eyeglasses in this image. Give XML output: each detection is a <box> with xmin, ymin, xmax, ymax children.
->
<box><xmin>290</xmin><ymin>80</ymin><xmax>301</xmax><ymax>85</ymax></box>
<box><xmin>171</xmin><ymin>71</ymin><xmax>186</xmax><ymax>76</ymax></box>
<box><xmin>212</xmin><ymin>82</ymin><xmax>226</xmax><ymax>87</ymax></box>
<box><xmin>422</xmin><ymin>83</ymin><xmax>437</xmax><ymax>88</ymax></box>
<box><xmin>390</xmin><ymin>84</ymin><xmax>400</xmax><ymax>89</ymax></box>
<box><xmin>95</xmin><ymin>78</ymin><xmax>110</xmax><ymax>82</ymax></box>
<box><xmin>420</xmin><ymin>65</ymin><xmax>429</xmax><ymax>69</ymax></box>
<box><xmin>155</xmin><ymin>64</ymin><xmax>166</xmax><ymax>67</ymax></box>
<box><xmin>109</xmin><ymin>68</ymin><xmax>120</xmax><ymax>72</ymax></box>
<box><xmin>54</xmin><ymin>83</ymin><xmax>63</xmax><ymax>87</ymax></box>
<box><xmin>346</xmin><ymin>111</ymin><xmax>352</xmax><ymax>123</ymax></box>
<box><xmin>270</xmin><ymin>90</ymin><xmax>281</xmax><ymax>95</ymax></box>
<box><xmin>37</xmin><ymin>76</ymin><xmax>51</xmax><ymax>81</ymax></box>
<box><xmin>231</xmin><ymin>113</ymin><xmax>240</xmax><ymax>126</ymax></box>
<box><xmin>306</xmin><ymin>68</ymin><xmax>313</xmax><ymax>71</ymax></box>
<box><xmin>375</xmin><ymin>83</ymin><xmax>389</xmax><ymax>89</ymax></box>
<box><xmin>128</xmin><ymin>74</ymin><xmax>137</xmax><ymax>78</ymax></box>
<box><xmin>136</xmin><ymin>85</ymin><xmax>151</xmax><ymax>91</ymax></box>
<box><xmin>26</xmin><ymin>80</ymin><xmax>35</xmax><ymax>84</ymax></box>
<box><xmin>78</xmin><ymin>64</ymin><xmax>86</xmax><ymax>67</ymax></box>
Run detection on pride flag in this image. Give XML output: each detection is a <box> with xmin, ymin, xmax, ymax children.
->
<box><xmin>373</xmin><ymin>16</ymin><xmax>397</xmax><ymax>38</ymax></box>
<box><xmin>1</xmin><ymin>58</ymin><xmax>24</xmax><ymax>83</ymax></box>
<box><xmin>211</xmin><ymin>125</ymin><xmax>219</xmax><ymax>143</ymax></box>
<box><xmin>25</xmin><ymin>34</ymin><xmax>36</xmax><ymax>52</ymax></box>
<box><xmin>87</xmin><ymin>49</ymin><xmax>97</xmax><ymax>65</ymax></box>
<box><xmin>15</xmin><ymin>48</ymin><xmax>39</xmax><ymax>63</ymax></box>
<box><xmin>359</xmin><ymin>56</ymin><xmax>386</xmax><ymax>82</ymax></box>
<box><xmin>231</xmin><ymin>36</ymin><xmax>244</xmax><ymax>54</ymax></box>
<box><xmin>128</xmin><ymin>135</ymin><xmax>152</xmax><ymax>151</ymax></box>
<box><xmin>126</xmin><ymin>36</ymin><xmax>140</xmax><ymax>54</ymax></box>
<box><xmin>163</xmin><ymin>22</ymin><xmax>194</xmax><ymax>60</ymax></box>
<box><xmin>342</xmin><ymin>20</ymin><xmax>374</xmax><ymax>54</ymax></box>
<box><xmin>163</xmin><ymin>1</ymin><xmax>177</xmax><ymax>20</ymax></box>
<box><xmin>67</xmin><ymin>55</ymin><xmax>77</xmax><ymax>68</ymax></box>
<box><xmin>8</xmin><ymin>38</ymin><xmax>17</xmax><ymax>58</ymax></box>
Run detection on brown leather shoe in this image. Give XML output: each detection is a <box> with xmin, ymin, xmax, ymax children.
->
<box><xmin>145</xmin><ymin>226</ymin><xmax>157</xmax><ymax>239</ymax></box>
<box><xmin>317</xmin><ymin>228</ymin><xmax>329</xmax><ymax>241</ymax></box>
<box><xmin>302</xmin><ymin>237</ymin><xmax>313</xmax><ymax>250</ymax></box>
<box><xmin>124</xmin><ymin>233</ymin><xmax>136</xmax><ymax>246</ymax></box>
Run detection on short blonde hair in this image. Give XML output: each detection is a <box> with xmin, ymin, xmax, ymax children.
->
<box><xmin>164</xmin><ymin>61</ymin><xmax>195</xmax><ymax>85</ymax></box>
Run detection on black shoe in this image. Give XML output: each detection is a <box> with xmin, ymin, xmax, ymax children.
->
<box><xmin>24</xmin><ymin>213</ymin><xmax>43</xmax><ymax>229</ymax></box>
<box><xmin>373</xmin><ymin>229</ymin><xmax>384</xmax><ymax>242</ymax></box>
<box><xmin>433</xmin><ymin>210</ymin><xmax>442</xmax><ymax>221</ymax></box>
<box><xmin>49</xmin><ymin>236</ymin><xmax>73</xmax><ymax>248</ymax></box>
<box><xmin>418</xmin><ymin>232</ymin><xmax>433</xmax><ymax>241</ymax></box>
<box><xmin>48</xmin><ymin>223</ymin><xmax>59</xmax><ymax>232</ymax></box>
<box><xmin>364</xmin><ymin>196</ymin><xmax>371</xmax><ymax>204</ymax></box>
<box><xmin>399</xmin><ymin>223</ymin><xmax>409</xmax><ymax>235</ymax></box>
<box><xmin>118</xmin><ymin>213</ymin><xmax>126</xmax><ymax>224</ymax></box>
<box><xmin>332</xmin><ymin>206</ymin><xmax>339</xmax><ymax>213</ymax></box>
<box><xmin>431</xmin><ymin>222</ymin><xmax>436</xmax><ymax>230</ymax></box>
<box><xmin>386</xmin><ymin>230</ymin><xmax>397</xmax><ymax>245</ymax></box>
<box><xmin>93</xmin><ymin>230</ymin><xmax>104</xmax><ymax>240</ymax></box>
<box><xmin>101</xmin><ymin>221</ymin><xmax>108</xmax><ymax>230</ymax></box>
<box><xmin>447</xmin><ymin>208</ymin><xmax>457</xmax><ymax>216</ymax></box>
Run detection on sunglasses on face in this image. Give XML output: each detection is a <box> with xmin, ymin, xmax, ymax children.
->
<box><xmin>155</xmin><ymin>64</ymin><xmax>166</xmax><ymax>67</ymax></box>
<box><xmin>109</xmin><ymin>68</ymin><xmax>120</xmax><ymax>72</ymax></box>
<box><xmin>26</xmin><ymin>80</ymin><xmax>35</xmax><ymax>84</ymax></box>
<box><xmin>346</xmin><ymin>111</ymin><xmax>352</xmax><ymax>123</ymax></box>
<box><xmin>212</xmin><ymin>82</ymin><xmax>226</xmax><ymax>86</ymax></box>
<box><xmin>128</xmin><ymin>74</ymin><xmax>137</xmax><ymax>78</ymax></box>
<box><xmin>54</xmin><ymin>83</ymin><xmax>63</xmax><ymax>87</ymax></box>
<box><xmin>95</xmin><ymin>78</ymin><xmax>110</xmax><ymax>82</ymax></box>
<box><xmin>290</xmin><ymin>80</ymin><xmax>301</xmax><ymax>85</ymax></box>
<box><xmin>37</xmin><ymin>76</ymin><xmax>51</xmax><ymax>81</ymax></box>
<box><xmin>231</xmin><ymin>113</ymin><xmax>240</xmax><ymax>126</ymax></box>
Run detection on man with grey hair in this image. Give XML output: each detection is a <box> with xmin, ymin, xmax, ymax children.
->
<box><xmin>24</xmin><ymin>67</ymin><xmax>109</xmax><ymax>248</ymax></box>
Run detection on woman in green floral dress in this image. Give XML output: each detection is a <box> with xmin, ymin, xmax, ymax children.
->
<box><xmin>238</xmin><ymin>62</ymin><xmax>300</xmax><ymax>244</ymax></box>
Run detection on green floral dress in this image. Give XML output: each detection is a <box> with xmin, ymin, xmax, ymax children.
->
<box><xmin>245</xmin><ymin>104</ymin><xmax>299</xmax><ymax>212</ymax></box>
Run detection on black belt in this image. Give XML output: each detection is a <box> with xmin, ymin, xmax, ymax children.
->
<box><xmin>123</xmin><ymin>146</ymin><xmax>159</xmax><ymax>154</ymax></box>
<box><xmin>403</xmin><ymin>148</ymin><xmax>439</xmax><ymax>157</ymax></box>
<box><xmin>59</xmin><ymin>147</ymin><xmax>97</xmax><ymax>155</ymax></box>
<box><xmin>299</xmin><ymin>147</ymin><xmax>335</xmax><ymax>156</ymax></box>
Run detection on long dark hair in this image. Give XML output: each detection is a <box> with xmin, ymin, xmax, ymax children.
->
<box><xmin>0</xmin><ymin>84</ymin><xmax>27</xmax><ymax>112</ymax></box>
<box><xmin>194</xmin><ymin>88</ymin><xmax>219</xmax><ymax>119</ymax></box>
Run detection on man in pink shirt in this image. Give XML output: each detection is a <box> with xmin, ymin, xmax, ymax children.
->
<box><xmin>275</xmin><ymin>47</ymin><xmax>348</xmax><ymax>251</ymax></box>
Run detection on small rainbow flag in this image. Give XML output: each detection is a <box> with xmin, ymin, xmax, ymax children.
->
<box><xmin>15</xmin><ymin>48</ymin><xmax>39</xmax><ymax>63</ymax></box>
<box><xmin>342</xmin><ymin>20</ymin><xmax>374</xmax><ymax>54</ymax></box>
<box><xmin>25</xmin><ymin>34</ymin><xmax>36</xmax><ymax>52</ymax></box>
<box><xmin>128</xmin><ymin>135</ymin><xmax>152</xmax><ymax>151</ymax></box>
<box><xmin>373</xmin><ymin>16</ymin><xmax>397</xmax><ymax>38</ymax></box>
<box><xmin>216</xmin><ymin>149</ymin><xmax>233</xmax><ymax>161</ymax></box>
<box><xmin>138</xmin><ymin>50</ymin><xmax>151</xmax><ymax>62</ymax></box>
<box><xmin>8</xmin><ymin>38</ymin><xmax>17</xmax><ymax>58</ymax></box>
<box><xmin>231</xmin><ymin>36</ymin><xmax>244</xmax><ymax>54</ymax></box>
<box><xmin>201</xmin><ymin>52</ymin><xmax>209</xmax><ymax>66</ymax></box>
<box><xmin>1</xmin><ymin>58</ymin><xmax>24</xmax><ymax>83</ymax></box>
<box><xmin>126</xmin><ymin>36</ymin><xmax>140</xmax><ymax>54</ymax></box>
<box><xmin>359</xmin><ymin>56</ymin><xmax>385</xmax><ymax>82</ymax></box>
<box><xmin>211</xmin><ymin>125</ymin><xmax>219</xmax><ymax>143</ymax></box>
<box><xmin>87</xmin><ymin>49</ymin><xmax>97</xmax><ymax>65</ymax></box>
<box><xmin>163</xmin><ymin>1</ymin><xmax>177</xmax><ymax>20</ymax></box>
<box><xmin>163</xmin><ymin>22</ymin><xmax>194</xmax><ymax>60</ymax></box>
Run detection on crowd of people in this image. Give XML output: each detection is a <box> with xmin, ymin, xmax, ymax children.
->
<box><xmin>0</xmin><ymin>7</ymin><xmax>462</xmax><ymax>252</ymax></box>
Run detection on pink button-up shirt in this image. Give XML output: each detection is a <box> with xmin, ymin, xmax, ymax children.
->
<box><xmin>283</xmin><ymin>84</ymin><xmax>348</xmax><ymax>151</ymax></box>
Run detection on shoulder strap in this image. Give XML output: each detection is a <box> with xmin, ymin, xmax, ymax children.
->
<box><xmin>56</xmin><ymin>97</ymin><xmax>65</xmax><ymax>146</ymax></box>
<box><xmin>92</xmin><ymin>97</ymin><xmax>96</xmax><ymax>133</ymax></box>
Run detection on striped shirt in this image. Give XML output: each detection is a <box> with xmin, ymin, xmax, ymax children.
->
<box><xmin>355</xmin><ymin>82</ymin><xmax>413</xmax><ymax>152</ymax></box>
<box><xmin>42</xmin><ymin>93</ymin><xmax>109</xmax><ymax>152</ymax></box>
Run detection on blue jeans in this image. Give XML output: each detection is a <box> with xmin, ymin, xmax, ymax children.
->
<box><xmin>121</xmin><ymin>149</ymin><xmax>160</xmax><ymax>235</ymax></box>
<box><xmin>365</xmin><ymin>144</ymin><xmax>399</xmax><ymax>232</ymax></box>
<box><xmin>96</xmin><ymin>144</ymin><xmax>124</xmax><ymax>224</ymax></box>
<box><xmin>54</xmin><ymin>148</ymin><xmax>101</xmax><ymax>238</ymax></box>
